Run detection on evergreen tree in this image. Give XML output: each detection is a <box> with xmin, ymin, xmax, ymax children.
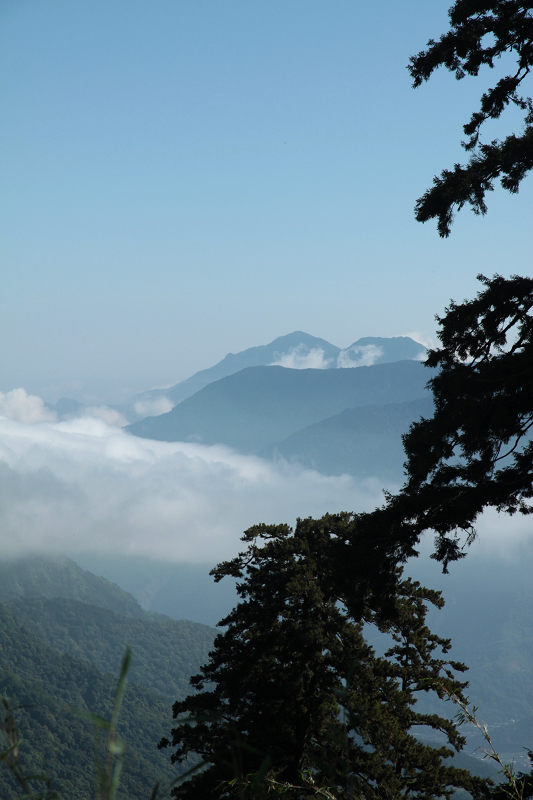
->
<box><xmin>348</xmin><ymin>273</ymin><xmax>533</xmax><ymax>583</ymax></box>
<box><xmin>160</xmin><ymin>514</ymin><xmax>489</xmax><ymax>800</ymax></box>
<box><xmin>409</xmin><ymin>0</ymin><xmax>533</xmax><ymax>236</ymax></box>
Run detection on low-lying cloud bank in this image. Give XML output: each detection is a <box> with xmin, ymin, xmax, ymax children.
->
<box><xmin>0</xmin><ymin>388</ymin><xmax>130</xmax><ymax>427</ymax></box>
<box><xmin>133</xmin><ymin>397</ymin><xmax>174</xmax><ymax>418</ymax></box>
<box><xmin>1</xmin><ymin>391</ymin><xmax>529</xmax><ymax>566</ymax></box>
<box><xmin>337</xmin><ymin>344</ymin><xmax>384</xmax><ymax>368</ymax></box>
<box><xmin>0</xmin><ymin>415</ymin><xmax>392</xmax><ymax>563</ymax></box>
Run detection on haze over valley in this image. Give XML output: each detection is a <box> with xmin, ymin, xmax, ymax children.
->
<box><xmin>1</xmin><ymin>330</ymin><xmax>532</xmax><ymax>781</ymax></box>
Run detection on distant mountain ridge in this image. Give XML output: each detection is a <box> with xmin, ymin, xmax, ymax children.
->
<box><xmin>135</xmin><ymin>333</ymin><xmax>426</xmax><ymax>408</ymax></box>
<box><xmin>128</xmin><ymin>360</ymin><xmax>433</xmax><ymax>453</ymax></box>
<box><xmin>0</xmin><ymin>556</ymin><xmax>154</xmax><ymax>619</ymax></box>
<box><xmin>262</xmin><ymin>396</ymin><xmax>435</xmax><ymax>481</ymax></box>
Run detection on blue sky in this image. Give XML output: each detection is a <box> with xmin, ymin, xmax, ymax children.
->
<box><xmin>2</xmin><ymin>0</ymin><xmax>532</xmax><ymax>403</ymax></box>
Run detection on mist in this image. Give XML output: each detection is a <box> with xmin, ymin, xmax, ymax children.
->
<box><xmin>0</xmin><ymin>412</ymin><xmax>392</xmax><ymax>563</ymax></box>
<box><xmin>1</xmin><ymin>402</ymin><xmax>530</xmax><ymax>567</ymax></box>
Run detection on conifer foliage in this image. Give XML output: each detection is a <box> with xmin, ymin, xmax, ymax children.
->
<box><xmin>409</xmin><ymin>0</ymin><xmax>533</xmax><ymax>236</ymax></box>
<box><xmin>353</xmin><ymin>273</ymin><xmax>533</xmax><ymax>575</ymax></box>
<box><xmin>160</xmin><ymin>514</ymin><xmax>489</xmax><ymax>800</ymax></box>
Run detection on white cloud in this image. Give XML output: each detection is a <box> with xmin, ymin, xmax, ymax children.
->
<box><xmin>0</xmin><ymin>416</ymin><xmax>391</xmax><ymax>564</ymax></box>
<box><xmin>337</xmin><ymin>344</ymin><xmax>383</xmax><ymax>368</ymax></box>
<box><xmin>2</xmin><ymin>392</ymin><xmax>528</xmax><ymax>569</ymax></box>
<box><xmin>0</xmin><ymin>388</ymin><xmax>57</xmax><ymax>423</ymax></box>
<box><xmin>83</xmin><ymin>406</ymin><xmax>129</xmax><ymax>427</ymax></box>
<box><xmin>468</xmin><ymin>506</ymin><xmax>533</xmax><ymax>560</ymax></box>
<box><xmin>402</xmin><ymin>331</ymin><xmax>437</xmax><ymax>352</ymax></box>
<box><xmin>269</xmin><ymin>345</ymin><xmax>333</xmax><ymax>370</ymax></box>
<box><xmin>134</xmin><ymin>396</ymin><xmax>174</xmax><ymax>418</ymax></box>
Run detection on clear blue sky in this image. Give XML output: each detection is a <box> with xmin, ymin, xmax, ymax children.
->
<box><xmin>2</xmin><ymin>0</ymin><xmax>532</xmax><ymax>403</ymax></box>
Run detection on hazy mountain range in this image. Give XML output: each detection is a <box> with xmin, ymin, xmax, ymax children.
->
<box><xmin>44</xmin><ymin>334</ymin><xmax>430</xmax><ymax>483</ymax></box>
<box><xmin>134</xmin><ymin>332</ymin><xmax>426</xmax><ymax>407</ymax></box>
<box><xmin>122</xmin><ymin>334</ymin><xmax>430</xmax><ymax>481</ymax></box>
<box><xmin>1</xmin><ymin>330</ymin><xmax>530</xmax><ymax>793</ymax></box>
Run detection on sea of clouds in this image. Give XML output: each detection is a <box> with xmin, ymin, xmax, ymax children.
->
<box><xmin>1</xmin><ymin>386</ymin><xmax>530</xmax><ymax>565</ymax></box>
<box><xmin>0</xmin><ymin>396</ymin><xmax>391</xmax><ymax>563</ymax></box>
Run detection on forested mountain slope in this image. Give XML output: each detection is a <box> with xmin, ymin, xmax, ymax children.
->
<box><xmin>0</xmin><ymin>556</ymin><xmax>152</xmax><ymax>619</ymax></box>
<box><xmin>7</xmin><ymin>597</ymin><xmax>216</xmax><ymax>705</ymax></box>
<box><xmin>0</xmin><ymin>558</ymin><xmax>219</xmax><ymax>798</ymax></box>
<box><xmin>0</xmin><ymin>604</ymin><xmax>179</xmax><ymax>800</ymax></box>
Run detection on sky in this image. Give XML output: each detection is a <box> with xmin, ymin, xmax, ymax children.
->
<box><xmin>1</xmin><ymin>1</ymin><xmax>532</xmax><ymax>566</ymax></box>
<box><xmin>2</xmin><ymin>0</ymin><xmax>532</xmax><ymax>404</ymax></box>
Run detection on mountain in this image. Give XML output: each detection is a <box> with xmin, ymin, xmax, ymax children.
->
<box><xmin>134</xmin><ymin>333</ymin><xmax>426</xmax><ymax>409</ymax></box>
<box><xmin>74</xmin><ymin>554</ymin><xmax>238</xmax><ymax>628</ymax></box>
<box><xmin>7</xmin><ymin>596</ymin><xmax>216</xmax><ymax>704</ymax></box>
<box><xmin>128</xmin><ymin>360</ymin><xmax>433</xmax><ymax>453</ymax></box>
<box><xmin>0</xmin><ymin>603</ymin><xmax>178</xmax><ymax>800</ymax></box>
<box><xmin>0</xmin><ymin>557</ymin><xmax>219</xmax><ymax>798</ymax></box>
<box><xmin>339</xmin><ymin>336</ymin><xmax>426</xmax><ymax>366</ymax></box>
<box><xmin>0</xmin><ymin>557</ymin><xmax>217</xmax><ymax>703</ymax></box>
<box><xmin>135</xmin><ymin>332</ymin><xmax>340</xmax><ymax>407</ymax></box>
<box><xmin>44</xmin><ymin>397</ymin><xmax>85</xmax><ymax>418</ymax></box>
<box><xmin>262</xmin><ymin>396</ymin><xmax>435</xmax><ymax>481</ymax></box>
<box><xmin>0</xmin><ymin>555</ymin><xmax>154</xmax><ymax>620</ymax></box>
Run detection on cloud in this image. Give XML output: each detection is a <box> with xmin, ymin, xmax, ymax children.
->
<box><xmin>134</xmin><ymin>397</ymin><xmax>174</xmax><ymax>418</ymax></box>
<box><xmin>337</xmin><ymin>344</ymin><xmax>383</xmax><ymax>368</ymax></box>
<box><xmin>83</xmin><ymin>406</ymin><xmax>129</xmax><ymax>427</ymax></box>
<box><xmin>269</xmin><ymin>345</ymin><xmax>333</xmax><ymax>370</ymax></box>
<box><xmin>2</xmin><ymin>391</ymin><xmax>529</xmax><ymax>569</ymax></box>
<box><xmin>402</xmin><ymin>331</ymin><xmax>436</xmax><ymax>352</ymax></box>
<box><xmin>0</xmin><ymin>388</ymin><xmax>57</xmax><ymax>423</ymax></box>
<box><xmin>467</xmin><ymin>506</ymin><xmax>533</xmax><ymax>560</ymax></box>
<box><xmin>0</xmin><ymin>415</ymin><xmax>391</xmax><ymax>564</ymax></box>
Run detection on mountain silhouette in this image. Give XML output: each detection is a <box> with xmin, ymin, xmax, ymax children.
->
<box><xmin>128</xmin><ymin>360</ymin><xmax>432</xmax><ymax>453</ymax></box>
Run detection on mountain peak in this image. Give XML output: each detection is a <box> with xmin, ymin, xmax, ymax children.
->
<box><xmin>133</xmin><ymin>333</ymin><xmax>426</xmax><ymax>414</ymax></box>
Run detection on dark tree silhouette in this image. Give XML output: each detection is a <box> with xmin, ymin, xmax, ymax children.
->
<box><xmin>349</xmin><ymin>273</ymin><xmax>533</xmax><ymax>581</ymax></box>
<box><xmin>410</xmin><ymin>0</ymin><xmax>533</xmax><ymax>236</ymax></box>
<box><xmin>160</xmin><ymin>515</ymin><xmax>489</xmax><ymax>800</ymax></box>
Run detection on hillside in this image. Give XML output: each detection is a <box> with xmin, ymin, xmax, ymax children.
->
<box><xmin>0</xmin><ymin>603</ymin><xmax>180</xmax><ymax>800</ymax></box>
<box><xmin>74</xmin><ymin>554</ymin><xmax>238</xmax><ymax>627</ymax></box>
<box><xmin>0</xmin><ymin>558</ymin><xmax>219</xmax><ymax>798</ymax></box>
<box><xmin>0</xmin><ymin>556</ymin><xmax>153</xmax><ymax>620</ymax></box>
<box><xmin>7</xmin><ymin>596</ymin><xmax>216</xmax><ymax>705</ymax></box>
<box><xmin>128</xmin><ymin>360</ymin><xmax>433</xmax><ymax>452</ymax></box>
<box><xmin>262</xmin><ymin>396</ymin><xmax>435</xmax><ymax>480</ymax></box>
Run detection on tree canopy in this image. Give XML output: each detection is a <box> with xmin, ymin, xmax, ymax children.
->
<box><xmin>347</xmin><ymin>273</ymin><xmax>533</xmax><ymax>582</ymax></box>
<box><xmin>160</xmin><ymin>515</ymin><xmax>489</xmax><ymax>800</ymax></box>
<box><xmin>409</xmin><ymin>0</ymin><xmax>533</xmax><ymax>236</ymax></box>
